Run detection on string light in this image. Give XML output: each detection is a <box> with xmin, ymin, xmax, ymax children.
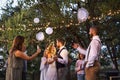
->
<box><xmin>70</xmin><ymin>23</ymin><xmax>73</xmax><ymax>25</ymax></box>
<box><xmin>62</xmin><ymin>20</ymin><xmax>64</xmax><ymax>23</ymax></box>
<box><xmin>0</xmin><ymin>10</ymin><xmax>120</xmax><ymax>32</ymax></box>
<box><xmin>88</xmin><ymin>16</ymin><xmax>91</xmax><ymax>19</ymax></box>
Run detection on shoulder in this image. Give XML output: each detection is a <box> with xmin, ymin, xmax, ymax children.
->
<box><xmin>62</xmin><ymin>48</ymin><xmax>68</xmax><ymax>52</ymax></box>
<box><xmin>91</xmin><ymin>39</ymin><xmax>100</xmax><ymax>46</ymax></box>
<box><xmin>15</xmin><ymin>50</ymin><xmax>24</xmax><ymax>57</ymax></box>
<box><xmin>15</xmin><ymin>50</ymin><xmax>23</xmax><ymax>54</ymax></box>
<box><xmin>62</xmin><ymin>49</ymin><xmax>68</xmax><ymax>52</ymax></box>
<box><xmin>78</xmin><ymin>60</ymin><xmax>84</xmax><ymax>64</ymax></box>
<box><xmin>41</xmin><ymin>57</ymin><xmax>46</xmax><ymax>60</ymax></box>
<box><xmin>61</xmin><ymin>49</ymin><xmax>69</xmax><ymax>55</ymax></box>
<box><xmin>76</xmin><ymin>60</ymin><xmax>80</xmax><ymax>63</ymax></box>
<box><xmin>92</xmin><ymin>36</ymin><xmax>101</xmax><ymax>44</ymax></box>
<box><xmin>76</xmin><ymin>60</ymin><xmax>82</xmax><ymax>64</ymax></box>
<box><xmin>78</xmin><ymin>59</ymin><xmax>82</xmax><ymax>62</ymax></box>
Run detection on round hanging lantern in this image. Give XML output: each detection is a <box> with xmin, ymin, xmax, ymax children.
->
<box><xmin>45</xmin><ymin>27</ymin><xmax>53</xmax><ymax>35</ymax></box>
<box><xmin>77</xmin><ymin>8</ymin><xmax>89</xmax><ymax>22</ymax></box>
<box><xmin>36</xmin><ymin>32</ymin><xmax>45</xmax><ymax>41</ymax></box>
<box><xmin>34</xmin><ymin>17</ymin><xmax>40</xmax><ymax>23</ymax></box>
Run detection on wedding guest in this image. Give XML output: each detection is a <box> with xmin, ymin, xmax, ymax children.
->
<box><xmin>6</xmin><ymin>35</ymin><xmax>41</xmax><ymax>80</ymax></box>
<box><xmin>75</xmin><ymin>53</ymin><xmax>85</xmax><ymax>80</ymax></box>
<box><xmin>22</xmin><ymin>46</ymin><xmax>27</xmax><ymax>80</ymax></box>
<box><xmin>40</xmin><ymin>49</ymin><xmax>48</xmax><ymax>80</ymax></box>
<box><xmin>73</xmin><ymin>26</ymin><xmax>101</xmax><ymax>80</ymax></box>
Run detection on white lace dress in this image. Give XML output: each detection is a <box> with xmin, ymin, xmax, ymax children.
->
<box><xmin>45</xmin><ymin>57</ymin><xmax>57</xmax><ymax>80</ymax></box>
<box><xmin>40</xmin><ymin>57</ymin><xmax>48</xmax><ymax>80</ymax></box>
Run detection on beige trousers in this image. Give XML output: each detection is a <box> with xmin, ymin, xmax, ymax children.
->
<box><xmin>85</xmin><ymin>61</ymin><xmax>100</xmax><ymax>80</ymax></box>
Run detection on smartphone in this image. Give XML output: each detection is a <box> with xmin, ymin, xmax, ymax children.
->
<box><xmin>37</xmin><ymin>45</ymin><xmax>40</xmax><ymax>49</ymax></box>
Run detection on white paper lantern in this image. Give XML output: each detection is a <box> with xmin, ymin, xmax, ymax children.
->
<box><xmin>36</xmin><ymin>32</ymin><xmax>45</xmax><ymax>41</ymax></box>
<box><xmin>77</xmin><ymin>8</ymin><xmax>89</xmax><ymax>22</ymax></box>
<box><xmin>45</xmin><ymin>27</ymin><xmax>53</xmax><ymax>35</ymax></box>
<box><xmin>34</xmin><ymin>17</ymin><xmax>40</xmax><ymax>23</ymax></box>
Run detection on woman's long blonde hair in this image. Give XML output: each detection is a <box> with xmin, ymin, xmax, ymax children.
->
<box><xmin>46</xmin><ymin>42</ymin><xmax>56</xmax><ymax>58</ymax></box>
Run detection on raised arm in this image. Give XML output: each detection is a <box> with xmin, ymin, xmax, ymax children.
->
<box><xmin>15</xmin><ymin>48</ymin><xmax>41</xmax><ymax>60</ymax></box>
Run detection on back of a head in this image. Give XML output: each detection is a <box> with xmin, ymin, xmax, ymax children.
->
<box><xmin>57</xmin><ymin>38</ymin><xmax>65</xmax><ymax>45</ymax></box>
<box><xmin>11</xmin><ymin>35</ymin><xmax>25</xmax><ymax>53</ymax></box>
<box><xmin>48</xmin><ymin>42</ymin><xmax>54</xmax><ymax>50</ymax></box>
<box><xmin>14</xmin><ymin>35</ymin><xmax>24</xmax><ymax>43</ymax></box>
<box><xmin>72</xmin><ymin>40</ymin><xmax>79</xmax><ymax>46</ymax></box>
<box><xmin>46</xmin><ymin>42</ymin><xmax>56</xmax><ymax>57</ymax></box>
<box><xmin>90</xmin><ymin>26</ymin><xmax>99</xmax><ymax>35</ymax></box>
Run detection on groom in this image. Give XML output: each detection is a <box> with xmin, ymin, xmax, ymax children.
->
<box><xmin>55</xmin><ymin>38</ymin><xmax>69</xmax><ymax>80</ymax></box>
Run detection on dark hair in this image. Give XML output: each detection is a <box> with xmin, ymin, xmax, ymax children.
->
<box><xmin>10</xmin><ymin>35</ymin><xmax>25</xmax><ymax>54</ymax></box>
<box><xmin>71</xmin><ymin>40</ymin><xmax>79</xmax><ymax>46</ymax></box>
<box><xmin>90</xmin><ymin>26</ymin><xmax>99</xmax><ymax>35</ymax></box>
<box><xmin>78</xmin><ymin>53</ymin><xmax>85</xmax><ymax>60</ymax></box>
<box><xmin>56</xmin><ymin>38</ymin><xmax>65</xmax><ymax>45</ymax></box>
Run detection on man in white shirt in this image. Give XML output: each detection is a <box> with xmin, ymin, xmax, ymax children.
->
<box><xmin>55</xmin><ymin>38</ymin><xmax>69</xmax><ymax>80</ymax></box>
<box><xmin>72</xmin><ymin>26</ymin><xmax>101</xmax><ymax>80</ymax></box>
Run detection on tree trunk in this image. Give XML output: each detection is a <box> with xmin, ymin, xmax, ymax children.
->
<box><xmin>112</xmin><ymin>47</ymin><xmax>119</xmax><ymax>70</ymax></box>
<box><xmin>106</xmin><ymin>44</ymin><xmax>119</xmax><ymax>70</ymax></box>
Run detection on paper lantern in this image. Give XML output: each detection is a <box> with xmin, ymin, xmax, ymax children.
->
<box><xmin>34</xmin><ymin>17</ymin><xmax>40</xmax><ymax>23</ymax></box>
<box><xmin>45</xmin><ymin>27</ymin><xmax>53</xmax><ymax>35</ymax></box>
<box><xmin>77</xmin><ymin>8</ymin><xmax>89</xmax><ymax>22</ymax></box>
<box><xmin>36</xmin><ymin>32</ymin><xmax>45</xmax><ymax>41</ymax></box>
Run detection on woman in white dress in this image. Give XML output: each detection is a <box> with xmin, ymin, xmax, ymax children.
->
<box><xmin>45</xmin><ymin>42</ymin><xmax>57</xmax><ymax>80</ymax></box>
<box><xmin>40</xmin><ymin>50</ymin><xmax>48</xmax><ymax>80</ymax></box>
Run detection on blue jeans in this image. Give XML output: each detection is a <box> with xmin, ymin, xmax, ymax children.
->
<box><xmin>77</xmin><ymin>74</ymin><xmax>85</xmax><ymax>80</ymax></box>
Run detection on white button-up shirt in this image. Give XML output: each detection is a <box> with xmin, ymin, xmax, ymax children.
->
<box><xmin>77</xmin><ymin>35</ymin><xmax>101</xmax><ymax>68</ymax></box>
<box><xmin>57</xmin><ymin>46</ymin><xmax>69</xmax><ymax>65</ymax></box>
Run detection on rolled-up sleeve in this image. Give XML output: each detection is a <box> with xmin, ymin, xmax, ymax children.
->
<box><xmin>77</xmin><ymin>47</ymin><xmax>86</xmax><ymax>55</ymax></box>
<box><xmin>57</xmin><ymin>49</ymin><xmax>68</xmax><ymax>64</ymax></box>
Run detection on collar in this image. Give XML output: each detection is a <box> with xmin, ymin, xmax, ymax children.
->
<box><xmin>92</xmin><ymin>35</ymin><xmax>100</xmax><ymax>41</ymax></box>
<box><xmin>59</xmin><ymin>46</ymin><xmax>65</xmax><ymax>50</ymax></box>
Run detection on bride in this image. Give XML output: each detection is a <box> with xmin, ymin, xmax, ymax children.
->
<box><xmin>45</xmin><ymin>42</ymin><xmax>57</xmax><ymax>80</ymax></box>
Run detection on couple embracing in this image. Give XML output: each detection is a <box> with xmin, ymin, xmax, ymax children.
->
<box><xmin>40</xmin><ymin>38</ymin><xmax>69</xmax><ymax>80</ymax></box>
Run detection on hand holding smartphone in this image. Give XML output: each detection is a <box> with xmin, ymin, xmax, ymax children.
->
<box><xmin>37</xmin><ymin>45</ymin><xmax>41</xmax><ymax>54</ymax></box>
<box><xmin>37</xmin><ymin>45</ymin><xmax>40</xmax><ymax>49</ymax></box>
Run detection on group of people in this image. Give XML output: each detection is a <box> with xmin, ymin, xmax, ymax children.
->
<box><xmin>5</xmin><ymin>26</ymin><xmax>101</xmax><ymax>80</ymax></box>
